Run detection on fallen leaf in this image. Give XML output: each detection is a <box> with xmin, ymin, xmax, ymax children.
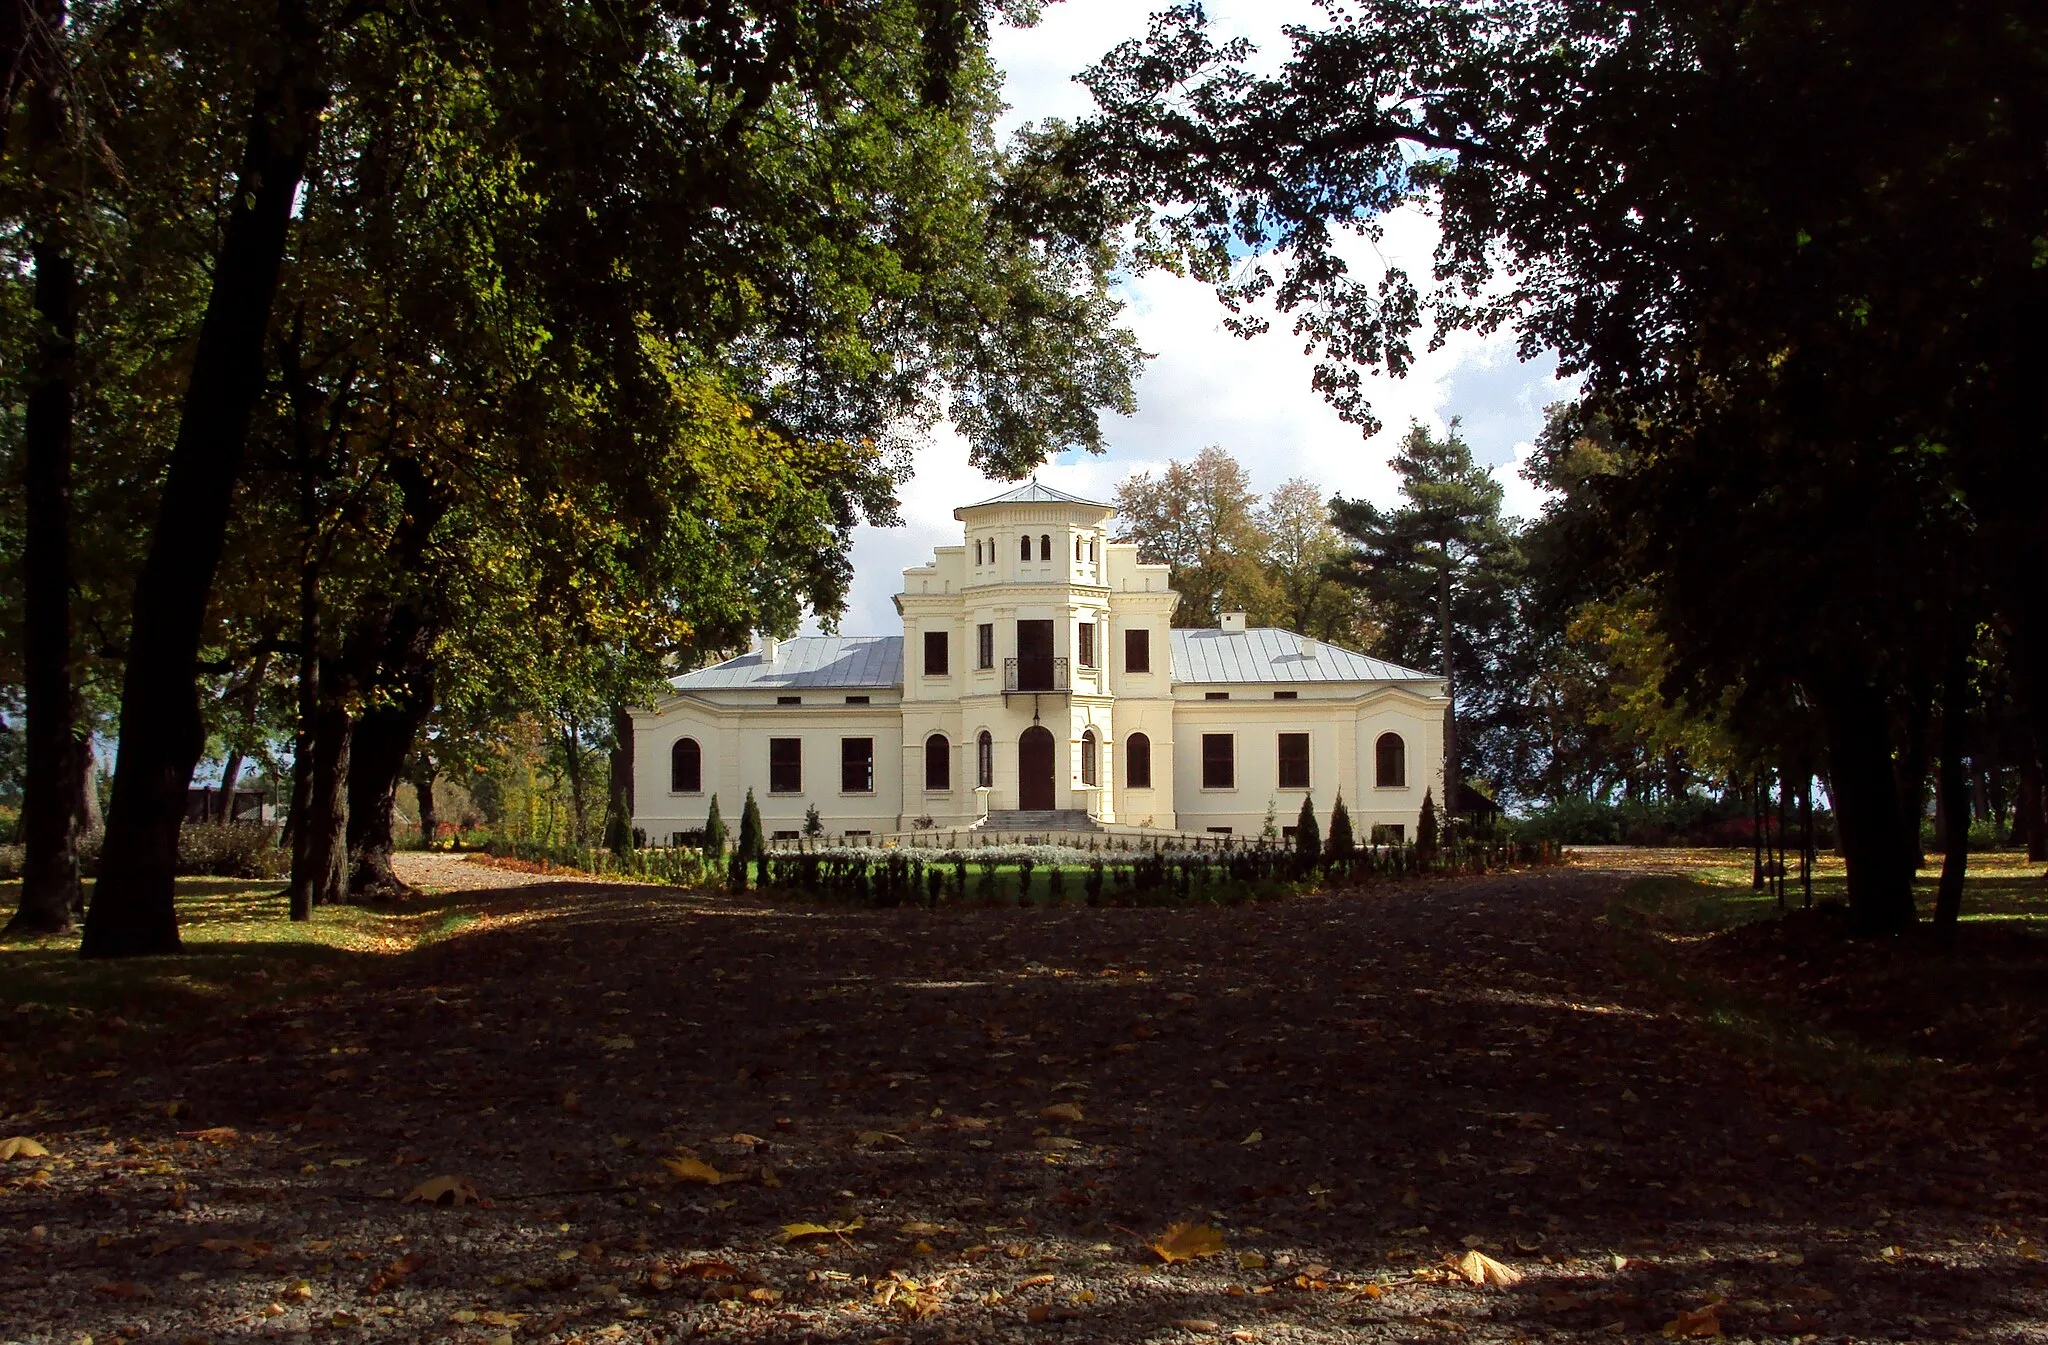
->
<box><xmin>730</xmin><ymin>1132</ymin><xmax>765</xmax><ymax>1146</ymax></box>
<box><xmin>0</xmin><ymin>1137</ymin><xmax>51</xmax><ymax>1160</ymax></box>
<box><xmin>856</xmin><ymin>1130</ymin><xmax>906</xmax><ymax>1147</ymax></box>
<box><xmin>1149</xmin><ymin>1222</ymin><xmax>1227</xmax><ymax>1264</ymax></box>
<box><xmin>899</xmin><ymin>1221</ymin><xmax>948</xmax><ymax>1236</ymax></box>
<box><xmin>1452</xmin><ymin>1250</ymin><xmax>1523</xmax><ymax>1287</ymax></box>
<box><xmin>661</xmin><ymin>1156</ymin><xmax>738</xmax><ymax>1185</ymax></box>
<box><xmin>1237</xmin><ymin>1251</ymin><xmax>1268</xmax><ymax>1270</ymax></box>
<box><xmin>94</xmin><ymin>1282</ymin><xmax>153</xmax><ymax>1299</ymax></box>
<box><xmin>402</xmin><ymin>1175</ymin><xmax>486</xmax><ymax>1207</ymax></box>
<box><xmin>365</xmin><ymin>1253</ymin><xmax>427</xmax><ymax>1292</ymax></box>
<box><xmin>199</xmin><ymin>1238</ymin><xmax>272</xmax><ymax>1256</ymax></box>
<box><xmin>182</xmin><ymin>1127</ymin><xmax>240</xmax><ymax>1146</ymax></box>
<box><xmin>1034</xmin><ymin>1136</ymin><xmax>1082</xmax><ymax>1151</ymax></box>
<box><xmin>1017</xmin><ymin>1273</ymin><xmax>1056</xmax><ymax>1288</ymax></box>
<box><xmin>1662</xmin><ymin>1303</ymin><xmax>1723</xmax><ymax>1338</ymax></box>
<box><xmin>1040</xmin><ymin>1103</ymin><xmax>1084</xmax><ymax>1123</ymax></box>
<box><xmin>1174</xmin><ymin>1321</ymin><xmax>1220</xmax><ymax>1334</ymax></box>
<box><xmin>778</xmin><ymin>1216</ymin><xmax>864</xmax><ymax>1243</ymax></box>
<box><xmin>1241</xmin><ymin>1130</ymin><xmax>1263</xmax><ymax>1145</ymax></box>
<box><xmin>676</xmin><ymin>1260</ymin><xmax>740</xmax><ymax>1280</ymax></box>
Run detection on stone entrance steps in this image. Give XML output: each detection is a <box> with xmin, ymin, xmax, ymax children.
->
<box><xmin>978</xmin><ymin>809</ymin><xmax>1100</xmax><ymax>833</ymax></box>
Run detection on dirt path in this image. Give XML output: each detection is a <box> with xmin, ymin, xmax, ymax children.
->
<box><xmin>4</xmin><ymin>866</ymin><xmax>2043</xmax><ymax>1343</ymax></box>
<box><xmin>392</xmin><ymin>852</ymin><xmax>577</xmax><ymax>892</ymax></box>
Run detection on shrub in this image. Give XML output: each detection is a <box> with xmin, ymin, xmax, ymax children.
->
<box><xmin>176</xmin><ymin>823</ymin><xmax>290</xmax><ymax>879</ymax></box>
<box><xmin>703</xmin><ymin>795</ymin><xmax>727</xmax><ymax>855</ymax></box>
<box><xmin>1295</xmin><ymin>796</ymin><xmax>1320</xmax><ymax>869</ymax></box>
<box><xmin>1418</xmin><ymin>789</ymin><xmax>1439</xmax><ymax>856</ymax></box>
<box><xmin>1327</xmin><ymin>794</ymin><xmax>1355</xmax><ymax>863</ymax></box>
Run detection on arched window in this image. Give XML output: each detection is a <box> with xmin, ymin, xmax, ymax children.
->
<box><xmin>974</xmin><ymin>539</ymin><xmax>983</xmax><ymax>565</ymax></box>
<box><xmin>1089</xmin><ymin>538</ymin><xmax>1098</xmax><ymax>562</ymax></box>
<box><xmin>1020</xmin><ymin>535</ymin><xmax>1031</xmax><ymax>561</ymax></box>
<box><xmin>1080</xmin><ymin>729</ymin><xmax>1098</xmax><ymax>786</ymax></box>
<box><xmin>925</xmin><ymin>734</ymin><xmax>951</xmax><ymax>791</ymax></box>
<box><xmin>670</xmin><ymin>738</ymin><xmax>702</xmax><ymax>793</ymax></box>
<box><xmin>1075</xmin><ymin>535</ymin><xmax>1083</xmax><ymax>561</ymax></box>
<box><xmin>1038</xmin><ymin>534</ymin><xmax>1051</xmax><ymax>560</ymax></box>
<box><xmin>1126</xmin><ymin>732</ymin><xmax>1151</xmax><ymax>789</ymax></box>
<box><xmin>977</xmin><ymin>730</ymin><xmax>993</xmax><ymax>788</ymax></box>
<box><xmin>1375</xmin><ymin>732</ymin><xmax>1407</xmax><ymax>788</ymax></box>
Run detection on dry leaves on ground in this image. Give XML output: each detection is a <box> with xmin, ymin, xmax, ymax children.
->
<box><xmin>1150</xmin><ymin>1222</ymin><xmax>1227</xmax><ymax>1263</ymax></box>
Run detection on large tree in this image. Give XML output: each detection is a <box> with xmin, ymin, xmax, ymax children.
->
<box><xmin>1068</xmin><ymin>0</ymin><xmax>2045</xmax><ymax>932</ymax></box>
<box><xmin>1329</xmin><ymin>422</ymin><xmax>1522</xmax><ymax>815</ymax></box>
<box><xmin>1113</xmin><ymin>445</ymin><xmax>1274</xmax><ymax>627</ymax></box>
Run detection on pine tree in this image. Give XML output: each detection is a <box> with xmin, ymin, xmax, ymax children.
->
<box><xmin>1261</xmin><ymin>797</ymin><xmax>1279</xmax><ymax>841</ymax></box>
<box><xmin>1418</xmin><ymin>788</ymin><xmax>1439</xmax><ymax>857</ymax></box>
<box><xmin>803</xmin><ymin>803</ymin><xmax>823</xmax><ymax>837</ymax></box>
<box><xmin>739</xmin><ymin>789</ymin><xmax>763</xmax><ymax>861</ymax></box>
<box><xmin>702</xmin><ymin>795</ymin><xmax>727</xmax><ymax>855</ymax></box>
<box><xmin>1295</xmin><ymin>795</ymin><xmax>1320</xmax><ymax>867</ymax></box>
<box><xmin>1327</xmin><ymin>794</ymin><xmax>1355</xmax><ymax>861</ymax></box>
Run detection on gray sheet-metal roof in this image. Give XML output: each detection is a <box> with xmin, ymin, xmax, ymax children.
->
<box><xmin>1170</xmin><ymin>628</ymin><xmax>1436</xmax><ymax>685</ymax></box>
<box><xmin>958</xmin><ymin>477</ymin><xmax>1112</xmax><ymax>512</ymax></box>
<box><xmin>668</xmin><ymin>636</ymin><xmax>903</xmax><ymax>691</ymax></box>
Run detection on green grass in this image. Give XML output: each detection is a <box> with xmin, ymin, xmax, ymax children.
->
<box><xmin>0</xmin><ymin>878</ymin><xmax>507</xmax><ymax>1034</ymax></box>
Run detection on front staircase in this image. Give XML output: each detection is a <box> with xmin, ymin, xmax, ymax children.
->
<box><xmin>978</xmin><ymin>808</ymin><xmax>1100</xmax><ymax>834</ymax></box>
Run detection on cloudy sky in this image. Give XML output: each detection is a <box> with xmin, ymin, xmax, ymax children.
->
<box><xmin>816</xmin><ymin>0</ymin><xmax>1571</xmax><ymax>636</ymax></box>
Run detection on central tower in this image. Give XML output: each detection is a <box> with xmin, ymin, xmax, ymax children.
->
<box><xmin>894</xmin><ymin>479</ymin><xmax>1177</xmax><ymax>827</ymax></box>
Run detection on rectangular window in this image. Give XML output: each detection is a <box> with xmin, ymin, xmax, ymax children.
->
<box><xmin>1272</xmin><ymin>690</ymin><xmax>1298</xmax><ymax>700</ymax></box>
<box><xmin>1277</xmin><ymin>732</ymin><xmax>1311</xmax><ymax>790</ymax></box>
<box><xmin>772</xmin><ymin>830</ymin><xmax>800</xmax><ymax>840</ymax></box>
<box><xmin>1207</xmin><ymin>827</ymin><xmax>1233</xmax><ymax>836</ymax></box>
<box><xmin>1125</xmin><ymin>628</ymin><xmax>1150</xmax><ymax>673</ymax></box>
<box><xmin>845</xmin><ymin>695</ymin><xmax>869</xmax><ymax>705</ymax></box>
<box><xmin>1204</xmin><ymin>691</ymin><xmax>1230</xmax><ymax>701</ymax></box>
<box><xmin>923</xmin><ymin>629</ymin><xmax>949</xmax><ymax>676</ymax></box>
<box><xmin>1078</xmin><ymin>622</ymin><xmax>1096</xmax><ymax>668</ymax></box>
<box><xmin>769</xmin><ymin>738</ymin><xmax>802</xmax><ymax>794</ymax></box>
<box><xmin>776</xmin><ymin>695</ymin><xmax>802</xmax><ymax>705</ymax></box>
<box><xmin>977</xmin><ymin>623</ymin><xmax>994</xmax><ymax>669</ymax></box>
<box><xmin>1201</xmin><ymin>733</ymin><xmax>1235</xmax><ymax>790</ymax></box>
<box><xmin>840</xmin><ymin>737</ymin><xmax>874</xmax><ymax>794</ymax></box>
<box><xmin>1371</xmin><ymin>823</ymin><xmax>1406</xmax><ymax>846</ymax></box>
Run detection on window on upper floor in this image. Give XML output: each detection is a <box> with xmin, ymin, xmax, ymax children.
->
<box><xmin>1201</xmin><ymin>734</ymin><xmax>1235</xmax><ymax>790</ymax></box>
<box><xmin>923</xmin><ymin>629</ymin><xmax>948</xmax><ymax>676</ymax></box>
<box><xmin>1038</xmin><ymin>534</ymin><xmax>1051</xmax><ymax>560</ymax></box>
<box><xmin>670</xmin><ymin>738</ymin><xmax>701</xmax><ymax>793</ymax></box>
<box><xmin>840</xmin><ymin>737</ymin><xmax>874</xmax><ymax>793</ymax></box>
<box><xmin>977</xmin><ymin>623</ymin><xmax>994</xmax><ymax>669</ymax></box>
<box><xmin>1126</xmin><ymin>732</ymin><xmax>1152</xmax><ymax>789</ymax></box>
<box><xmin>1376</xmin><ymin>732</ymin><xmax>1407</xmax><ymax>788</ymax></box>
<box><xmin>1020</xmin><ymin>535</ymin><xmax>1031</xmax><ymax>562</ymax></box>
<box><xmin>1078</xmin><ymin>622</ymin><xmax>1096</xmax><ymax>668</ymax></box>
<box><xmin>1126</xmin><ymin>628</ymin><xmax>1150</xmax><ymax>673</ymax></box>
<box><xmin>770</xmin><ymin>738</ymin><xmax>802</xmax><ymax>793</ymax></box>
<box><xmin>1278</xmin><ymin>732</ymin><xmax>1311</xmax><ymax>790</ymax></box>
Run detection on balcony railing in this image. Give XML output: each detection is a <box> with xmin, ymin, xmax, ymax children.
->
<box><xmin>1003</xmin><ymin>656</ymin><xmax>1069</xmax><ymax>692</ymax></box>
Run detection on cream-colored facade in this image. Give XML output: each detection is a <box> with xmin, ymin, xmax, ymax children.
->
<box><xmin>630</xmin><ymin>482</ymin><xmax>1448</xmax><ymax>842</ymax></box>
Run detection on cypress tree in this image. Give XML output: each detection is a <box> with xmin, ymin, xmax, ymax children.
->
<box><xmin>1418</xmin><ymin>788</ymin><xmax>1439</xmax><ymax>857</ymax></box>
<box><xmin>739</xmin><ymin>788</ymin><xmax>763</xmax><ymax>860</ymax></box>
<box><xmin>1295</xmin><ymin>795</ymin><xmax>1320</xmax><ymax>867</ymax></box>
<box><xmin>1327</xmin><ymin>793</ymin><xmax>1355</xmax><ymax>862</ymax></box>
<box><xmin>702</xmin><ymin>794</ymin><xmax>727</xmax><ymax>855</ymax></box>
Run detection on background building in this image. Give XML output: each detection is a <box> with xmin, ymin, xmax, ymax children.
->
<box><xmin>632</xmin><ymin>482</ymin><xmax>1447</xmax><ymax>841</ymax></box>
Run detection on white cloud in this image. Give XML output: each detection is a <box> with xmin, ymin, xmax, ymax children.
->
<box><xmin>814</xmin><ymin>2</ymin><xmax>1571</xmax><ymax>635</ymax></box>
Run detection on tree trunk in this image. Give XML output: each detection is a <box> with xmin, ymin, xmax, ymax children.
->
<box><xmin>81</xmin><ymin>0</ymin><xmax>327</xmax><ymax>958</ymax></box>
<box><xmin>345</xmin><ymin>689</ymin><xmax>430</xmax><ymax>900</ymax></box>
<box><xmin>1437</xmin><ymin>556</ymin><xmax>1457</xmax><ymax>819</ymax></box>
<box><xmin>215</xmin><ymin>752</ymin><xmax>243</xmax><ymax>821</ymax></box>
<box><xmin>1933</xmin><ymin>649</ymin><xmax>1972</xmax><ymax>939</ymax></box>
<box><xmin>287</xmin><ymin>603</ymin><xmax>320</xmax><ymax>921</ymax></box>
<box><xmin>309</xmin><ymin>696</ymin><xmax>351</xmax><ymax>906</ymax></box>
<box><xmin>604</xmin><ymin>702</ymin><xmax>635</xmax><ymax>854</ymax></box>
<box><xmin>561</xmin><ymin>717</ymin><xmax>588</xmax><ymax>847</ymax></box>
<box><xmin>410</xmin><ymin>755</ymin><xmax>439</xmax><ymax>849</ymax></box>
<box><xmin>2019</xmin><ymin>755</ymin><xmax>2047</xmax><ymax>862</ymax></box>
<box><xmin>1825</xmin><ymin>680</ymin><xmax>1918</xmax><ymax>936</ymax></box>
<box><xmin>11</xmin><ymin>0</ymin><xmax>79</xmax><ymax>937</ymax></box>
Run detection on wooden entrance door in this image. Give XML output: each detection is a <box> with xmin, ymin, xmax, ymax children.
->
<box><xmin>1018</xmin><ymin>725</ymin><xmax>1056</xmax><ymax>811</ymax></box>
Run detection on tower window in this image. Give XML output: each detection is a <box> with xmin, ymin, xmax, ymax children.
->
<box><xmin>1126</xmin><ymin>732</ymin><xmax>1152</xmax><ymax>789</ymax></box>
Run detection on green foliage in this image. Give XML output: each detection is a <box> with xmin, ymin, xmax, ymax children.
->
<box><xmin>703</xmin><ymin>795</ymin><xmax>727</xmax><ymax>856</ymax></box>
<box><xmin>738</xmin><ymin>790</ymin><xmax>763</xmax><ymax>863</ymax></box>
<box><xmin>1326</xmin><ymin>794</ymin><xmax>1354</xmax><ymax>862</ymax></box>
<box><xmin>803</xmin><ymin>804</ymin><xmax>823</xmax><ymax>838</ymax></box>
<box><xmin>1294</xmin><ymin>795</ymin><xmax>1320</xmax><ymax>865</ymax></box>
<box><xmin>1261</xmin><ymin>797</ymin><xmax>1278</xmax><ymax>841</ymax></box>
<box><xmin>1418</xmin><ymin>789</ymin><xmax>1439</xmax><ymax>857</ymax></box>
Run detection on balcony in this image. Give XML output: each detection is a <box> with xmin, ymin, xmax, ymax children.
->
<box><xmin>1003</xmin><ymin>656</ymin><xmax>1069</xmax><ymax>693</ymax></box>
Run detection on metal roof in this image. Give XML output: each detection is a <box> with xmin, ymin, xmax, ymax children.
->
<box><xmin>957</xmin><ymin>477</ymin><xmax>1113</xmax><ymax>512</ymax></box>
<box><xmin>668</xmin><ymin>636</ymin><xmax>903</xmax><ymax>691</ymax></box>
<box><xmin>1170</xmin><ymin>628</ymin><xmax>1437</xmax><ymax>685</ymax></box>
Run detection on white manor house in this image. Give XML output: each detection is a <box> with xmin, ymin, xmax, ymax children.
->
<box><xmin>631</xmin><ymin>481</ymin><xmax>1448</xmax><ymax>842</ymax></box>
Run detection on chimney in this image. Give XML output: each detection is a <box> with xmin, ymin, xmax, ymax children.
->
<box><xmin>1220</xmin><ymin>611</ymin><xmax>1248</xmax><ymax>634</ymax></box>
<box><xmin>756</xmin><ymin>633</ymin><xmax>779</xmax><ymax>663</ymax></box>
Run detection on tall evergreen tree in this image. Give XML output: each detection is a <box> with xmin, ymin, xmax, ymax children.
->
<box><xmin>1329</xmin><ymin>422</ymin><xmax>1523</xmax><ymax>817</ymax></box>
